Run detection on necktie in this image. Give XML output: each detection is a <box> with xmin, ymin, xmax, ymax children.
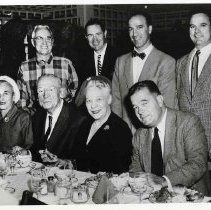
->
<box><xmin>44</xmin><ymin>115</ymin><xmax>52</xmax><ymax>143</ymax></box>
<box><xmin>191</xmin><ymin>50</ymin><xmax>201</xmax><ymax>98</ymax></box>
<box><xmin>97</xmin><ymin>54</ymin><xmax>102</xmax><ymax>75</ymax></box>
<box><xmin>132</xmin><ymin>50</ymin><xmax>146</xmax><ymax>59</ymax></box>
<box><xmin>151</xmin><ymin>127</ymin><xmax>163</xmax><ymax>176</ymax></box>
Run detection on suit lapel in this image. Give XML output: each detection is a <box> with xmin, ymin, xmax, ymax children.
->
<box><xmin>138</xmin><ymin>48</ymin><xmax>155</xmax><ymax>81</ymax></box>
<box><xmin>180</xmin><ymin>54</ymin><xmax>192</xmax><ymax>103</ymax></box>
<box><xmin>87</xmin><ymin>114</ymin><xmax>111</xmax><ymax>146</ymax></box>
<box><xmin>102</xmin><ymin>47</ymin><xmax>109</xmax><ymax>72</ymax></box>
<box><xmin>142</xmin><ymin>129</ymin><xmax>152</xmax><ymax>172</ymax></box>
<box><xmin>193</xmin><ymin>54</ymin><xmax>211</xmax><ymax>99</ymax></box>
<box><xmin>163</xmin><ymin>108</ymin><xmax>176</xmax><ymax>169</ymax></box>
<box><xmin>123</xmin><ymin>53</ymin><xmax>134</xmax><ymax>88</ymax></box>
<box><xmin>37</xmin><ymin>110</ymin><xmax>47</xmax><ymax>147</ymax></box>
<box><xmin>47</xmin><ymin>103</ymin><xmax>68</xmax><ymax>148</ymax></box>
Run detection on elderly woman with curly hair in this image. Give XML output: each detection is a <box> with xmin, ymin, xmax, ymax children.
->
<box><xmin>72</xmin><ymin>76</ymin><xmax>132</xmax><ymax>174</ymax></box>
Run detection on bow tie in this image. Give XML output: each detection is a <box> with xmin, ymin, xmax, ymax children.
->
<box><xmin>132</xmin><ymin>51</ymin><xmax>146</xmax><ymax>59</ymax></box>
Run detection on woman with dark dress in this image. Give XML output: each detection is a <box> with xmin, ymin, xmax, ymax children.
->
<box><xmin>72</xmin><ymin>76</ymin><xmax>132</xmax><ymax>174</ymax></box>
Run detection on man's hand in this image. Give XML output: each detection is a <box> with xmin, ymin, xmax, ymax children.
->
<box><xmin>146</xmin><ymin>173</ymin><xmax>168</xmax><ymax>191</ymax></box>
<box><xmin>39</xmin><ymin>149</ymin><xmax>58</xmax><ymax>163</ymax></box>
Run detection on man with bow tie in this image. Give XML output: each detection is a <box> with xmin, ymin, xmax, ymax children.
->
<box><xmin>17</xmin><ymin>25</ymin><xmax>78</xmax><ymax>115</ymax></box>
<box><xmin>112</xmin><ymin>12</ymin><xmax>177</xmax><ymax>132</ymax></box>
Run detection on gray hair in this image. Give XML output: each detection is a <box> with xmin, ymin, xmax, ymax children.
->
<box><xmin>31</xmin><ymin>25</ymin><xmax>53</xmax><ymax>39</ymax></box>
<box><xmin>37</xmin><ymin>74</ymin><xmax>62</xmax><ymax>88</ymax></box>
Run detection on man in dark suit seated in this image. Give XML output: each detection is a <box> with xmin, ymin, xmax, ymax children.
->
<box><xmin>31</xmin><ymin>74</ymin><xmax>85</xmax><ymax>163</ymax></box>
<box><xmin>77</xmin><ymin>18</ymin><xmax>118</xmax><ymax>85</ymax></box>
<box><xmin>128</xmin><ymin>80</ymin><xmax>210</xmax><ymax>195</ymax></box>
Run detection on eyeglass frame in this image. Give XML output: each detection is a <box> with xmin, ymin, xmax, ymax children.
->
<box><xmin>33</xmin><ymin>36</ymin><xmax>53</xmax><ymax>43</ymax></box>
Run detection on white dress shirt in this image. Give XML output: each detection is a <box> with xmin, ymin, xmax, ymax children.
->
<box><xmin>45</xmin><ymin>100</ymin><xmax>64</xmax><ymax>140</ymax></box>
<box><xmin>132</xmin><ymin>44</ymin><xmax>153</xmax><ymax>84</ymax></box>
<box><xmin>151</xmin><ymin>108</ymin><xmax>173</xmax><ymax>191</ymax></box>
<box><xmin>189</xmin><ymin>42</ymin><xmax>211</xmax><ymax>85</ymax></box>
<box><xmin>151</xmin><ymin>108</ymin><xmax>167</xmax><ymax>155</ymax></box>
<box><xmin>94</xmin><ymin>43</ymin><xmax>107</xmax><ymax>75</ymax></box>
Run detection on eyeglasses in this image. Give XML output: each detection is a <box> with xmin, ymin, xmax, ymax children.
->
<box><xmin>34</xmin><ymin>36</ymin><xmax>53</xmax><ymax>43</ymax></box>
<box><xmin>37</xmin><ymin>87</ymin><xmax>57</xmax><ymax>95</ymax></box>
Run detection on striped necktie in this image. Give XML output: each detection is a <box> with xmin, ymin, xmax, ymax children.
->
<box><xmin>44</xmin><ymin>115</ymin><xmax>52</xmax><ymax>143</ymax></box>
<box><xmin>97</xmin><ymin>54</ymin><xmax>102</xmax><ymax>75</ymax></box>
<box><xmin>191</xmin><ymin>50</ymin><xmax>201</xmax><ymax>99</ymax></box>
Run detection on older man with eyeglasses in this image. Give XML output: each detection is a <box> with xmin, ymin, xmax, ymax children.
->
<box><xmin>17</xmin><ymin>25</ymin><xmax>78</xmax><ymax>115</ymax></box>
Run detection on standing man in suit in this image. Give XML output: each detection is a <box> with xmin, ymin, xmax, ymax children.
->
<box><xmin>31</xmin><ymin>74</ymin><xmax>85</xmax><ymax>163</ymax></box>
<box><xmin>177</xmin><ymin>9</ymin><xmax>211</xmax><ymax>156</ymax></box>
<box><xmin>112</xmin><ymin>12</ymin><xmax>177</xmax><ymax>131</ymax></box>
<box><xmin>129</xmin><ymin>80</ymin><xmax>209</xmax><ymax>195</ymax></box>
<box><xmin>77</xmin><ymin>18</ymin><xmax>117</xmax><ymax>85</ymax></box>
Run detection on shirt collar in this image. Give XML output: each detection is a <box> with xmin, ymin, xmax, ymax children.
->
<box><xmin>94</xmin><ymin>43</ymin><xmax>107</xmax><ymax>57</ymax></box>
<box><xmin>47</xmin><ymin>99</ymin><xmax>63</xmax><ymax>120</ymax></box>
<box><xmin>193</xmin><ymin>43</ymin><xmax>211</xmax><ymax>55</ymax></box>
<box><xmin>157</xmin><ymin>108</ymin><xmax>167</xmax><ymax>132</ymax></box>
<box><xmin>36</xmin><ymin>53</ymin><xmax>53</xmax><ymax>65</ymax></box>
<box><xmin>134</xmin><ymin>44</ymin><xmax>153</xmax><ymax>57</ymax></box>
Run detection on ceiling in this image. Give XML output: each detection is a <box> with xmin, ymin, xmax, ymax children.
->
<box><xmin>0</xmin><ymin>4</ymin><xmax>209</xmax><ymax>14</ymax></box>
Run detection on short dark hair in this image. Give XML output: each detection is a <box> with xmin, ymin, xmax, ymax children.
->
<box><xmin>85</xmin><ymin>18</ymin><xmax>106</xmax><ymax>34</ymax></box>
<box><xmin>188</xmin><ymin>7</ymin><xmax>211</xmax><ymax>23</ymax></box>
<box><xmin>129</xmin><ymin>12</ymin><xmax>152</xmax><ymax>26</ymax></box>
<box><xmin>128</xmin><ymin>80</ymin><xmax>161</xmax><ymax>98</ymax></box>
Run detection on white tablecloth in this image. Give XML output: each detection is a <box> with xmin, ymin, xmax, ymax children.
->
<box><xmin>1</xmin><ymin>165</ymin><xmax>211</xmax><ymax>205</ymax></box>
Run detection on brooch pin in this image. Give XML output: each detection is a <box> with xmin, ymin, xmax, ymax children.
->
<box><xmin>4</xmin><ymin>117</ymin><xmax>9</xmax><ymax>122</ymax></box>
<box><xmin>104</xmin><ymin>125</ymin><xmax>110</xmax><ymax>130</ymax></box>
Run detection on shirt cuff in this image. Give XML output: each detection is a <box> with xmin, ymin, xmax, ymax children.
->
<box><xmin>162</xmin><ymin>175</ymin><xmax>173</xmax><ymax>192</ymax></box>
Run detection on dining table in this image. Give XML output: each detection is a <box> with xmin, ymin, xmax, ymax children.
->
<box><xmin>0</xmin><ymin>161</ymin><xmax>211</xmax><ymax>205</ymax></box>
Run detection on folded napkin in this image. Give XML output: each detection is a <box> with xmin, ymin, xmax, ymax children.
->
<box><xmin>92</xmin><ymin>175</ymin><xmax>119</xmax><ymax>204</ymax></box>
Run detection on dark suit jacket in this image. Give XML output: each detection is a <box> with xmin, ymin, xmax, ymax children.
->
<box><xmin>176</xmin><ymin>52</ymin><xmax>211</xmax><ymax>151</ymax></box>
<box><xmin>77</xmin><ymin>44</ymin><xmax>118</xmax><ymax>85</ymax></box>
<box><xmin>112</xmin><ymin>47</ymin><xmax>177</xmax><ymax>131</ymax></box>
<box><xmin>31</xmin><ymin>101</ymin><xmax>86</xmax><ymax>162</ymax></box>
<box><xmin>130</xmin><ymin>108</ymin><xmax>210</xmax><ymax>195</ymax></box>
<box><xmin>72</xmin><ymin>112</ymin><xmax>132</xmax><ymax>174</ymax></box>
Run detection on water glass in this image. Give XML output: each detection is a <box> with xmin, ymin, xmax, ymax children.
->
<box><xmin>27</xmin><ymin>178</ymin><xmax>42</xmax><ymax>199</ymax></box>
<box><xmin>68</xmin><ymin>159</ymin><xmax>77</xmax><ymax>178</ymax></box>
<box><xmin>6</xmin><ymin>155</ymin><xmax>17</xmax><ymax>176</ymax></box>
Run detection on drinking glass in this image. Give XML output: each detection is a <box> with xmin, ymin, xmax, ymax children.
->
<box><xmin>27</xmin><ymin>178</ymin><xmax>42</xmax><ymax>199</ymax></box>
<box><xmin>6</xmin><ymin>155</ymin><xmax>17</xmax><ymax>176</ymax></box>
<box><xmin>68</xmin><ymin>159</ymin><xmax>77</xmax><ymax>178</ymax></box>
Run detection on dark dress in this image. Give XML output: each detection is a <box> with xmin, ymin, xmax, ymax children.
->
<box><xmin>0</xmin><ymin>105</ymin><xmax>33</xmax><ymax>152</ymax></box>
<box><xmin>72</xmin><ymin>112</ymin><xmax>132</xmax><ymax>174</ymax></box>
